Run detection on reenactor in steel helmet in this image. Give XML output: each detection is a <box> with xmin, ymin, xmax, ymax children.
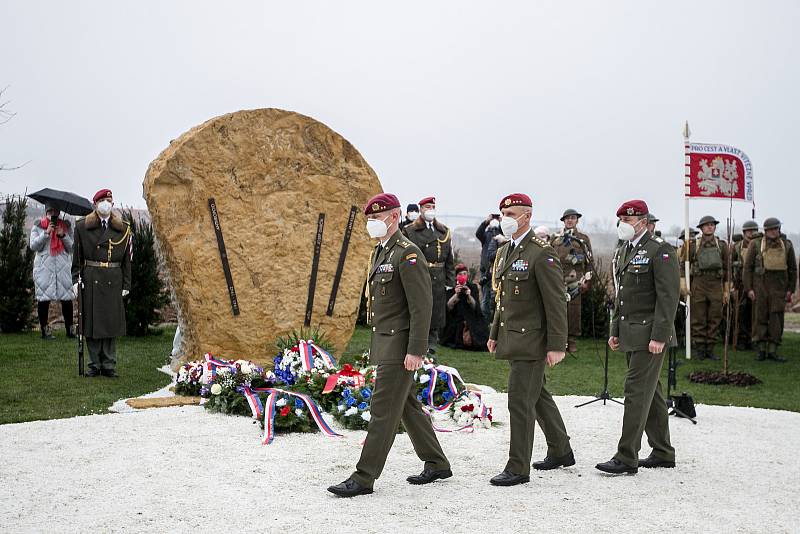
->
<box><xmin>731</xmin><ymin>220</ymin><xmax>760</xmax><ymax>350</ymax></box>
<box><xmin>646</xmin><ymin>213</ymin><xmax>661</xmax><ymax>237</ymax></box>
<box><xmin>743</xmin><ymin>217</ymin><xmax>797</xmax><ymax>362</ymax></box>
<box><xmin>678</xmin><ymin>215</ymin><xmax>728</xmax><ymax>360</ymax></box>
<box><xmin>550</xmin><ymin>208</ymin><xmax>593</xmax><ymax>353</ymax></box>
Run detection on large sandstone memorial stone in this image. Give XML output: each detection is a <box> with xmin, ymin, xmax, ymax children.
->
<box><xmin>143</xmin><ymin>109</ymin><xmax>382</xmax><ymax>363</ymax></box>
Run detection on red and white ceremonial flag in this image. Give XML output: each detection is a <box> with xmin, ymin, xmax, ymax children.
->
<box><xmin>684</xmin><ymin>143</ymin><xmax>753</xmax><ymax>202</ymax></box>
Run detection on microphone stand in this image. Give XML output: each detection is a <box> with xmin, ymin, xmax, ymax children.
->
<box><xmin>575</xmin><ymin>300</ymin><xmax>623</xmax><ymax>408</ymax></box>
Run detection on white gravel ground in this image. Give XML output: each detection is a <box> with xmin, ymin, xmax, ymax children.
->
<box><xmin>3</xmin><ymin>394</ymin><xmax>798</xmax><ymax>534</ymax></box>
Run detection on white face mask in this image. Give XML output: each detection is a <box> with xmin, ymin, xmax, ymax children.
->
<box><xmin>366</xmin><ymin>215</ymin><xmax>391</xmax><ymax>239</ymax></box>
<box><xmin>407</xmin><ymin>211</ymin><xmax>419</xmax><ymax>221</ymax></box>
<box><xmin>501</xmin><ymin>214</ymin><xmax>525</xmax><ymax>237</ymax></box>
<box><xmin>96</xmin><ymin>200</ymin><xmax>112</xmax><ymax>216</ymax></box>
<box><xmin>423</xmin><ymin>209</ymin><xmax>436</xmax><ymax>222</ymax></box>
<box><xmin>617</xmin><ymin>219</ymin><xmax>643</xmax><ymax>241</ymax></box>
<box><xmin>488</xmin><ymin>219</ymin><xmax>500</xmax><ymax>229</ymax></box>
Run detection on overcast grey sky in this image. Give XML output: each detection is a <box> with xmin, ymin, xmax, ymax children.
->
<box><xmin>2</xmin><ymin>0</ymin><xmax>798</xmax><ymax>233</ymax></box>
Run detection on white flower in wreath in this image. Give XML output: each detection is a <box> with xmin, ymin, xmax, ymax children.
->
<box><xmin>240</xmin><ymin>363</ymin><xmax>252</xmax><ymax>374</ymax></box>
<box><xmin>218</xmin><ymin>367</ymin><xmax>231</xmax><ymax>375</ymax></box>
<box><xmin>337</xmin><ymin>405</ymin><xmax>345</xmax><ymax>412</ymax></box>
<box><xmin>361</xmin><ymin>411</ymin><xmax>371</xmax><ymax>422</ymax></box>
<box><xmin>276</xmin><ymin>398</ymin><xmax>287</xmax><ymax>407</ymax></box>
<box><xmin>345</xmin><ymin>406</ymin><xmax>358</xmax><ymax>417</ymax></box>
<box><xmin>314</xmin><ymin>358</ymin><xmax>324</xmax><ymax>370</ymax></box>
<box><xmin>295</xmin><ymin>408</ymin><xmax>304</xmax><ymax>417</ymax></box>
<box><xmin>210</xmin><ymin>384</ymin><xmax>222</xmax><ymax>395</ymax></box>
<box><xmin>419</xmin><ymin>374</ymin><xmax>430</xmax><ymax>384</ymax></box>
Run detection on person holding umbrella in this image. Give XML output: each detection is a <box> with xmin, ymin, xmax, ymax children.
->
<box><xmin>29</xmin><ymin>203</ymin><xmax>75</xmax><ymax>339</ymax></box>
<box><xmin>71</xmin><ymin>189</ymin><xmax>132</xmax><ymax>377</ymax></box>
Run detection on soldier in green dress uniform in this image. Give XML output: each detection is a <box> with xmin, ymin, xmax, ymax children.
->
<box><xmin>328</xmin><ymin>193</ymin><xmax>451</xmax><ymax>497</ymax></box>
<box><xmin>596</xmin><ymin>199</ymin><xmax>679</xmax><ymax>475</ymax></box>
<box><xmin>487</xmin><ymin>193</ymin><xmax>573</xmax><ymax>487</ymax></box>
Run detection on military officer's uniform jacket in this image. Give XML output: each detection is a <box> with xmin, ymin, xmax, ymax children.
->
<box><xmin>71</xmin><ymin>211</ymin><xmax>132</xmax><ymax>339</ymax></box>
<box><xmin>402</xmin><ymin>218</ymin><xmax>455</xmax><ymax>330</ymax></box>
<box><xmin>366</xmin><ymin>230</ymin><xmax>433</xmax><ymax>363</ymax></box>
<box><xmin>489</xmin><ymin>230</ymin><xmax>568</xmax><ymax>359</ymax></box>
<box><xmin>611</xmin><ymin>232</ymin><xmax>680</xmax><ymax>352</ymax></box>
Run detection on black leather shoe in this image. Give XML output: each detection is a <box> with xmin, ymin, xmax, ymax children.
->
<box><xmin>638</xmin><ymin>454</ymin><xmax>676</xmax><ymax>469</ymax></box>
<box><xmin>327</xmin><ymin>478</ymin><xmax>373</xmax><ymax>497</ymax></box>
<box><xmin>756</xmin><ymin>351</ymin><xmax>767</xmax><ymax>361</ymax></box>
<box><xmin>490</xmin><ymin>470</ymin><xmax>530</xmax><ymax>486</ymax></box>
<box><xmin>767</xmin><ymin>353</ymin><xmax>787</xmax><ymax>363</ymax></box>
<box><xmin>595</xmin><ymin>458</ymin><xmax>637</xmax><ymax>475</ymax></box>
<box><xmin>101</xmin><ymin>369</ymin><xmax>118</xmax><ymax>378</ymax></box>
<box><xmin>86</xmin><ymin>369</ymin><xmax>100</xmax><ymax>377</ymax></box>
<box><xmin>533</xmin><ymin>450</ymin><xmax>576</xmax><ymax>471</ymax></box>
<box><xmin>406</xmin><ymin>468</ymin><xmax>453</xmax><ymax>485</ymax></box>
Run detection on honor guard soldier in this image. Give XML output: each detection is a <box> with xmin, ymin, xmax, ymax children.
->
<box><xmin>596</xmin><ymin>200</ymin><xmax>679</xmax><ymax>475</ymax></box>
<box><xmin>551</xmin><ymin>208</ymin><xmax>594</xmax><ymax>353</ymax></box>
<box><xmin>487</xmin><ymin>193</ymin><xmax>574</xmax><ymax>487</ymax></box>
<box><xmin>732</xmin><ymin>220</ymin><xmax>759</xmax><ymax>350</ymax></box>
<box><xmin>402</xmin><ymin>196</ymin><xmax>455</xmax><ymax>353</ymax></box>
<box><xmin>71</xmin><ymin>189</ymin><xmax>132</xmax><ymax>377</ymax></box>
<box><xmin>743</xmin><ymin>218</ymin><xmax>797</xmax><ymax>362</ymax></box>
<box><xmin>679</xmin><ymin>215</ymin><xmax>729</xmax><ymax>360</ymax></box>
<box><xmin>329</xmin><ymin>193</ymin><xmax>451</xmax><ymax>497</ymax></box>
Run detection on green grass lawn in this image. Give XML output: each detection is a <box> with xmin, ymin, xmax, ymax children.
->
<box><xmin>342</xmin><ymin>326</ymin><xmax>800</xmax><ymax>413</ymax></box>
<box><xmin>0</xmin><ymin>329</ymin><xmax>173</xmax><ymax>424</ymax></box>
<box><xmin>2</xmin><ymin>324</ymin><xmax>798</xmax><ymax>425</ymax></box>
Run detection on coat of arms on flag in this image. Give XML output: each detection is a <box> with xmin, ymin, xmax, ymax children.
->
<box><xmin>686</xmin><ymin>143</ymin><xmax>753</xmax><ymax>202</ymax></box>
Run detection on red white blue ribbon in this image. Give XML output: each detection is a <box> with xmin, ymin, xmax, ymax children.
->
<box><xmin>298</xmin><ymin>340</ymin><xmax>338</xmax><ymax>372</ymax></box>
<box><xmin>298</xmin><ymin>341</ymin><xmax>315</xmax><ymax>372</ymax></box>
<box><xmin>310</xmin><ymin>341</ymin><xmax>336</xmax><ymax>369</ymax></box>
<box><xmin>426</xmin><ymin>366</ymin><xmax>462</xmax><ymax>412</ymax></box>
<box><xmin>238</xmin><ymin>385</ymin><xmax>342</xmax><ymax>445</ymax></box>
<box><xmin>203</xmin><ymin>353</ymin><xmax>237</xmax><ymax>383</ymax></box>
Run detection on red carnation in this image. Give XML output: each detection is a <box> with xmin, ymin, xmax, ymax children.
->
<box><xmin>280</xmin><ymin>406</ymin><xmax>291</xmax><ymax>417</ymax></box>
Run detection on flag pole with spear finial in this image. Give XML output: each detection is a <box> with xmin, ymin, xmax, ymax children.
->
<box><xmin>683</xmin><ymin>121</ymin><xmax>692</xmax><ymax>360</ymax></box>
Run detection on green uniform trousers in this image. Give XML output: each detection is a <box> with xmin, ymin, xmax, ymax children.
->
<box><xmin>352</xmin><ymin>364</ymin><xmax>450</xmax><ymax>487</ymax></box>
<box><xmin>567</xmin><ymin>295</ymin><xmax>582</xmax><ymax>346</ymax></box>
<box><xmin>506</xmin><ymin>359</ymin><xmax>571</xmax><ymax>476</ymax></box>
<box><xmin>690</xmin><ymin>273</ymin><xmax>723</xmax><ymax>347</ymax></box>
<box><xmin>614</xmin><ymin>350</ymin><xmax>675</xmax><ymax>467</ymax></box>
<box><xmin>86</xmin><ymin>337</ymin><xmax>117</xmax><ymax>372</ymax></box>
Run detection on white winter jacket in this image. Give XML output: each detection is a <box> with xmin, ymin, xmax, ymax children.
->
<box><xmin>29</xmin><ymin>220</ymin><xmax>75</xmax><ymax>302</ymax></box>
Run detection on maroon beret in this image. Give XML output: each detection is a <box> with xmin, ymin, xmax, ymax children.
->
<box><xmin>93</xmin><ymin>189</ymin><xmax>113</xmax><ymax>203</ymax></box>
<box><xmin>418</xmin><ymin>196</ymin><xmax>436</xmax><ymax>206</ymax></box>
<box><xmin>364</xmin><ymin>193</ymin><xmax>400</xmax><ymax>215</ymax></box>
<box><xmin>616</xmin><ymin>199</ymin><xmax>649</xmax><ymax>217</ymax></box>
<box><xmin>499</xmin><ymin>193</ymin><xmax>532</xmax><ymax>210</ymax></box>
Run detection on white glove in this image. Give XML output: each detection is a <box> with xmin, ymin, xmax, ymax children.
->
<box><xmin>122</xmin><ymin>289</ymin><xmax>130</xmax><ymax>297</ymax></box>
<box><xmin>72</xmin><ymin>283</ymin><xmax>79</xmax><ymax>296</ymax></box>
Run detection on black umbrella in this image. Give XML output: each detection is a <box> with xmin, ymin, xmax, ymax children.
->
<box><xmin>27</xmin><ymin>188</ymin><xmax>93</xmax><ymax>216</ymax></box>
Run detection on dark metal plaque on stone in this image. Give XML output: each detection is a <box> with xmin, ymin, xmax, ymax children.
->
<box><xmin>208</xmin><ymin>198</ymin><xmax>240</xmax><ymax>316</ymax></box>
